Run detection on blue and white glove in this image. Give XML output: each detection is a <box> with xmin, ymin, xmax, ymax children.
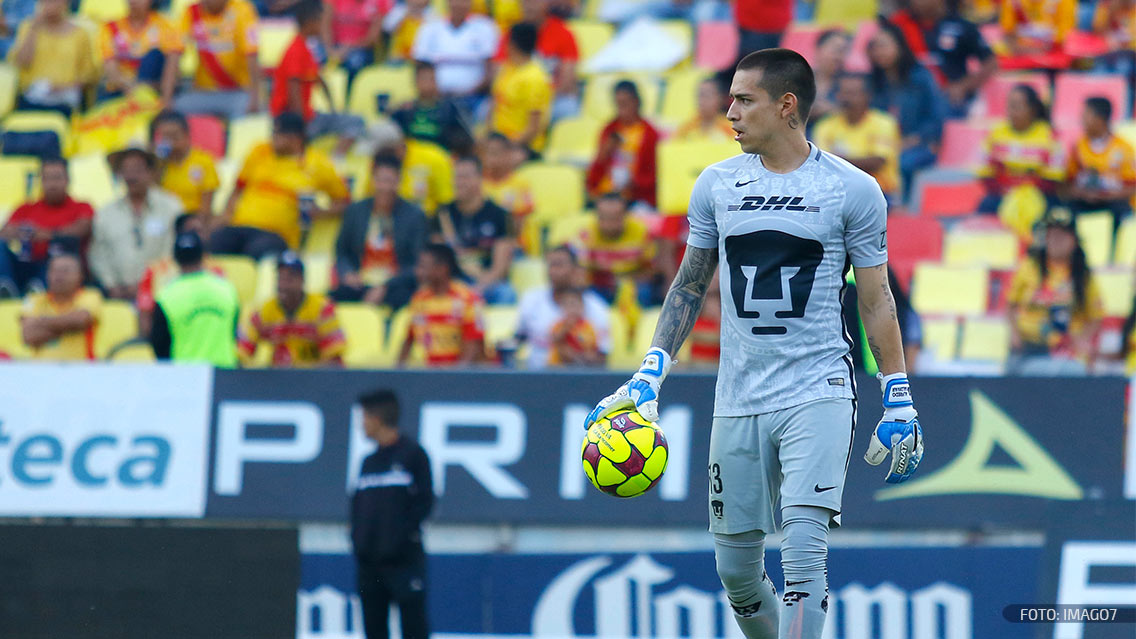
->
<box><xmin>584</xmin><ymin>347</ymin><xmax>673</xmax><ymax>428</ymax></box>
<box><xmin>863</xmin><ymin>372</ymin><xmax>924</xmax><ymax>484</ymax></box>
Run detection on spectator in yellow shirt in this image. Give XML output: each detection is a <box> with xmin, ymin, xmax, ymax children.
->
<box><xmin>212</xmin><ymin>112</ymin><xmax>349</xmax><ymax>258</ymax></box>
<box><xmin>481</xmin><ymin>132</ymin><xmax>534</xmax><ymax>224</ymax></box>
<box><xmin>239</xmin><ymin>252</ymin><xmax>346</xmax><ymax>367</ymax></box>
<box><xmin>673</xmin><ymin>77</ymin><xmax>734</xmax><ymax>143</ymax></box>
<box><xmin>813</xmin><ymin>74</ymin><xmax>902</xmax><ymax>199</ymax></box>
<box><xmin>1063</xmin><ymin>96</ymin><xmax>1136</xmax><ymax>234</ymax></box>
<box><xmin>1008</xmin><ymin>208</ymin><xmax>1103</xmax><ymax>373</ymax></box>
<box><xmin>21</xmin><ymin>251</ymin><xmax>102</xmax><ymax>361</ymax></box>
<box><xmin>999</xmin><ymin>0</ymin><xmax>1076</xmax><ymax>54</ymax></box>
<box><xmin>99</xmin><ymin>0</ymin><xmax>183</xmax><ymax>101</ymax></box>
<box><xmin>7</xmin><ymin>0</ymin><xmax>96</xmax><ymax>116</ymax></box>
<box><xmin>977</xmin><ymin>84</ymin><xmax>1063</xmax><ymax>214</ymax></box>
<box><xmin>580</xmin><ymin>193</ymin><xmax>658</xmax><ymax>305</ymax></box>
<box><xmin>490</xmin><ymin>22</ymin><xmax>552</xmax><ymax>154</ymax></box>
<box><xmin>175</xmin><ymin>0</ymin><xmax>262</xmax><ymax>120</ymax></box>
<box><xmin>151</xmin><ymin>110</ymin><xmax>220</xmax><ymax>218</ymax></box>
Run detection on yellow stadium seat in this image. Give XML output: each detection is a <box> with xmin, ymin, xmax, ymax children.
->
<box><xmin>1095</xmin><ymin>268</ymin><xmax>1134</xmax><ymax>317</ymax></box>
<box><xmin>581</xmin><ymin>73</ymin><xmax>660</xmax><ymax>122</ymax></box>
<box><xmin>567</xmin><ymin>20</ymin><xmax>615</xmax><ymax>63</ymax></box>
<box><xmin>659</xmin><ymin>68</ymin><xmax>711</xmax><ymax>127</ymax></box>
<box><xmin>632</xmin><ymin>307</ymin><xmax>661</xmax><ymax>354</ymax></box>
<box><xmin>0</xmin><ymin>156</ymin><xmax>41</xmax><ymax>209</ymax></box>
<box><xmin>546</xmin><ymin>211</ymin><xmax>593</xmax><ymax>248</ymax></box>
<box><xmin>509</xmin><ymin>257</ymin><xmax>548</xmax><ymax>296</ymax></box>
<box><xmin>68</xmin><ymin>154</ymin><xmax>117</xmax><ymax>208</ymax></box>
<box><xmin>1117</xmin><ymin>121</ymin><xmax>1136</xmax><ymax>151</ymax></box>
<box><xmin>544</xmin><ymin>116</ymin><xmax>603</xmax><ymax>166</ymax></box>
<box><xmin>382</xmin><ymin>306</ymin><xmax>424</xmax><ymax>367</ymax></box>
<box><xmin>338</xmin><ymin>303</ymin><xmax>386</xmax><ymax>367</ymax></box>
<box><xmin>3</xmin><ymin>111</ymin><xmax>72</xmax><ymax>156</ymax></box>
<box><xmin>515</xmin><ymin>163</ymin><xmax>584</xmax><ymax>221</ymax></box>
<box><xmin>227</xmin><ymin>114</ymin><xmax>272</xmax><ymax>163</ymax></box>
<box><xmin>303</xmin><ymin>217</ymin><xmax>341</xmax><ymax>255</ymax></box>
<box><xmin>958</xmin><ymin>316</ymin><xmax>1010</xmax><ymax>363</ymax></box>
<box><xmin>0</xmin><ymin>299</ymin><xmax>30</xmax><ymax>358</ymax></box>
<box><xmin>95</xmin><ymin>300</ymin><xmax>139</xmax><ymax>359</ymax></box>
<box><xmin>108</xmin><ymin>340</ymin><xmax>155</xmax><ymax>362</ymax></box>
<box><xmin>258</xmin><ymin>19</ymin><xmax>298</xmax><ymax>70</ymax></box>
<box><xmin>80</xmin><ymin>0</ymin><xmax>127</xmax><ymax>22</ymax></box>
<box><xmin>942</xmin><ymin>229</ymin><xmax>1020</xmax><ymax>269</ymax></box>
<box><xmin>210</xmin><ymin>255</ymin><xmax>258</xmax><ymax>305</ymax></box>
<box><xmin>815</xmin><ymin>0</ymin><xmax>877</xmax><ymax>25</ymax></box>
<box><xmin>312</xmin><ymin>67</ymin><xmax>348</xmax><ymax>113</ymax></box>
<box><xmin>349</xmin><ymin>65</ymin><xmax>416</xmax><ymax>122</ymax></box>
<box><xmin>304</xmin><ymin>252</ymin><xmax>333</xmax><ymax>294</ymax></box>
<box><xmin>1115</xmin><ymin>217</ymin><xmax>1136</xmax><ymax>266</ymax></box>
<box><xmin>919</xmin><ymin>316</ymin><xmax>958</xmax><ymax>361</ymax></box>
<box><xmin>1076</xmin><ymin>210</ymin><xmax>1114</xmax><ymax>269</ymax></box>
<box><xmin>0</xmin><ymin>63</ymin><xmax>18</xmax><ymax>119</ymax></box>
<box><xmin>657</xmin><ymin>140</ymin><xmax>738</xmax><ymax>214</ymax></box>
<box><xmin>253</xmin><ymin>256</ymin><xmax>277</xmax><ymax>304</ymax></box>
<box><xmin>214</xmin><ymin>157</ymin><xmax>240</xmax><ymax>207</ymax></box>
<box><xmin>606</xmin><ymin>308</ymin><xmax>639</xmax><ymax>370</ymax></box>
<box><xmin>483</xmin><ymin>305</ymin><xmax>519</xmax><ymax>350</ymax></box>
<box><xmin>911</xmin><ymin>263</ymin><xmax>989</xmax><ymax>315</ymax></box>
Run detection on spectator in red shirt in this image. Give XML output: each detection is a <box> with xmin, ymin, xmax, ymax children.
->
<box><xmin>0</xmin><ymin>157</ymin><xmax>93</xmax><ymax>296</ymax></box>
<box><xmin>324</xmin><ymin>0</ymin><xmax>392</xmax><ymax>81</ymax></box>
<box><xmin>494</xmin><ymin>0</ymin><xmax>580</xmax><ymax>119</ymax></box>
<box><xmin>586</xmin><ymin>81</ymin><xmax>659</xmax><ymax>207</ymax></box>
<box><xmin>399</xmin><ymin>243</ymin><xmax>486</xmax><ymax>367</ymax></box>
<box><xmin>736</xmin><ymin>0</ymin><xmax>792</xmax><ymax>60</ymax></box>
<box><xmin>272</xmin><ymin>0</ymin><xmax>364</xmax><ymax>156</ymax></box>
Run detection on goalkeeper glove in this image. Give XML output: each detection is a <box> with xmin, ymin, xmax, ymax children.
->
<box><xmin>863</xmin><ymin>372</ymin><xmax>924</xmax><ymax>484</ymax></box>
<box><xmin>584</xmin><ymin>347</ymin><xmax>673</xmax><ymax>428</ymax></box>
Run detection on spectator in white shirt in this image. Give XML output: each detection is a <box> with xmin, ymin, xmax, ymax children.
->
<box><xmin>515</xmin><ymin>244</ymin><xmax>611</xmax><ymax>369</ymax></box>
<box><xmin>411</xmin><ymin>0</ymin><xmax>498</xmax><ymax>99</ymax></box>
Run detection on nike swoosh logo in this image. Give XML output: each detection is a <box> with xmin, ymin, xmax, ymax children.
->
<box><xmin>814</xmin><ymin>484</ymin><xmax>836</xmax><ymax>493</ymax></box>
<box><xmin>786</xmin><ymin>579</ymin><xmax>811</xmax><ymax>586</ymax></box>
<box><xmin>734</xmin><ymin>179</ymin><xmax>759</xmax><ymax>188</ymax></box>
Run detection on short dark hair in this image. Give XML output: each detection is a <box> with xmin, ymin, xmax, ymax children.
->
<box><xmin>414</xmin><ymin>60</ymin><xmax>436</xmax><ymax>74</ymax></box>
<box><xmin>358</xmin><ymin>389</ymin><xmax>400</xmax><ymax>427</ymax></box>
<box><xmin>174</xmin><ymin>213</ymin><xmax>197</xmax><ymax>234</ymax></box>
<box><xmin>41</xmin><ymin>155</ymin><xmax>68</xmax><ymax>175</ymax></box>
<box><xmin>150</xmin><ymin>108</ymin><xmax>189</xmax><ymax>141</ymax></box>
<box><xmin>293</xmin><ymin>0</ymin><xmax>323</xmax><ymax>24</ymax></box>
<box><xmin>1085</xmin><ymin>96</ymin><xmax>1112</xmax><ymax>122</ymax></box>
<box><xmin>372</xmin><ymin>152</ymin><xmax>403</xmax><ymax>173</ymax></box>
<box><xmin>816</xmin><ymin>28</ymin><xmax>848</xmax><ymax>49</ymax></box>
<box><xmin>485</xmin><ymin>131</ymin><xmax>513</xmax><ymax>147</ymax></box>
<box><xmin>455</xmin><ymin>153</ymin><xmax>482</xmax><ymax>172</ymax></box>
<box><xmin>548</xmin><ymin>243</ymin><xmax>579</xmax><ymax>265</ymax></box>
<box><xmin>613</xmin><ymin>80</ymin><xmax>640</xmax><ymax>104</ymax></box>
<box><xmin>509</xmin><ymin>22</ymin><xmax>539</xmax><ymax>56</ymax></box>
<box><xmin>597</xmin><ymin>191</ymin><xmax>626</xmax><ymax>208</ymax></box>
<box><xmin>836</xmin><ymin>72</ymin><xmax>871</xmax><ymax>91</ymax></box>
<box><xmin>274</xmin><ymin>111</ymin><xmax>307</xmax><ymax>138</ymax></box>
<box><xmin>423</xmin><ymin>243</ymin><xmax>459</xmax><ymax>276</ymax></box>
<box><xmin>736</xmin><ymin>48</ymin><xmax>817</xmax><ymax>121</ymax></box>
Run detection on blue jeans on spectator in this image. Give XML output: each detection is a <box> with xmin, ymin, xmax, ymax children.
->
<box><xmin>175</xmin><ymin>89</ymin><xmax>250</xmax><ymax>121</ymax></box>
<box><xmin>309</xmin><ymin>112</ymin><xmax>367</xmax><ymax>141</ymax></box>
<box><xmin>97</xmin><ymin>49</ymin><xmax>166</xmax><ymax>102</ymax></box>
<box><xmin>480</xmin><ymin>280</ymin><xmax>517</xmax><ymax>305</ymax></box>
<box><xmin>900</xmin><ymin>144</ymin><xmax>938</xmax><ymax>204</ymax></box>
<box><xmin>342</xmin><ymin>47</ymin><xmax>375</xmax><ymax>86</ymax></box>
<box><xmin>0</xmin><ymin>244</ymin><xmax>46</xmax><ymax>297</ymax></box>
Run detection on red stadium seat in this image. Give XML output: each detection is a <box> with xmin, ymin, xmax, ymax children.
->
<box><xmin>845</xmin><ymin>20</ymin><xmax>878</xmax><ymax>73</ymax></box>
<box><xmin>887</xmin><ymin>215</ymin><xmax>943</xmax><ymax>292</ymax></box>
<box><xmin>188</xmin><ymin>115</ymin><xmax>225</xmax><ymax>159</ymax></box>
<box><xmin>938</xmin><ymin>120</ymin><xmax>990</xmax><ymax>168</ymax></box>
<box><xmin>696</xmin><ymin>22</ymin><xmax>739</xmax><ymax>69</ymax></box>
<box><xmin>919</xmin><ymin>181</ymin><xmax>985</xmax><ymax>217</ymax></box>
<box><xmin>1052</xmin><ymin>73</ymin><xmax>1129</xmax><ymax>131</ymax></box>
<box><xmin>1063</xmin><ymin>31</ymin><xmax>1111</xmax><ymax>58</ymax></box>
<box><xmin>779</xmin><ymin>25</ymin><xmax>822</xmax><ymax>64</ymax></box>
<box><xmin>978</xmin><ymin>73</ymin><xmax>1049</xmax><ymax>119</ymax></box>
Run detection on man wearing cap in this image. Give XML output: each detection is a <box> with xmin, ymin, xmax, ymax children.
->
<box><xmin>210</xmin><ymin>111</ymin><xmax>349</xmax><ymax>259</ymax></box>
<box><xmin>238</xmin><ymin>251</ymin><xmax>346</xmax><ymax>367</ymax></box>
<box><xmin>150</xmin><ymin>230</ymin><xmax>240</xmax><ymax>367</ymax></box>
<box><xmin>90</xmin><ymin>146</ymin><xmax>184</xmax><ymax>300</ymax></box>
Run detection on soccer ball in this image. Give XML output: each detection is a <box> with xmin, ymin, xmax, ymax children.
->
<box><xmin>581</xmin><ymin>408</ymin><xmax>669</xmax><ymax>498</ymax></box>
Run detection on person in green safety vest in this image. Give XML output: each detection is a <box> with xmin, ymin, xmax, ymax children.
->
<box><xmin>149</xmin><ymin>230</ymin><xmax>239</xmax><ymax>367</ymax></box>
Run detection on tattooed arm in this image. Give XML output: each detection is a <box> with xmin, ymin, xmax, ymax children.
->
<box><xmin>650</xmin><ymin>246</ymin><xmax>720</xmax><ymax>357</ymax></box>
<box><xmin>853</xmin><ymin>263</ymin><xmax>907</xmax><ymax>375</ymax></box>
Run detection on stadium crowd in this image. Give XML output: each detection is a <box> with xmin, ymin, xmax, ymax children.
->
<box><xmin>0</xmin><ymin>0</ymin><xmax>1132</xmax><ymax>376</ymax></box>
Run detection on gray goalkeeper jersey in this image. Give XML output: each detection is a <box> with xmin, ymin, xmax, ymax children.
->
<box><xmin>686</xmin><ymin>143</ymin><xmax>889</xmax><ymax>417</ymax></box>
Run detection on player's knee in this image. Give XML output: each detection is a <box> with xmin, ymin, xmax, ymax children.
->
<box><xmin>714</xmin><ymin>531</ymin><xmax>766</xmax><ymax>593</ymax></box>
<box><xmin>779</xmin><ymin>506</ymin><xmax>830</xmax><ymax>579</ymax></box>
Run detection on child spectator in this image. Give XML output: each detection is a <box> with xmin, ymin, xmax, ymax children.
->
<box><xmin>494</xmin><ymin>0</ymin><xmax>579</xmax><ymax>119</ymax></box>
<box><xmin>515</xmin><ymin>245</ymin><xmax>610</xmax><ymax>369</ymax></box>
<box><xmin>547</xmin><ymin>287</ymin><xmax>603</xmax><ymax>366</ymax></box>
<box><xmin>151</xmin><ymin>109</ymin><xmax>220</xmax><ymax>218</ymax></box>
<box><xmin>21</xmin><ymin>251</ymin><xmax>101</xmax><ymax>361</ymax></box>
<box><xmin>399</xmin><ymin>243</ymin><xmax>486</xmax><ymax>367</ymax></box>
<box><xmin>1063</xmin><ymin>96</ymin><xmax>1135</xmax><ymax>234</ymax></box>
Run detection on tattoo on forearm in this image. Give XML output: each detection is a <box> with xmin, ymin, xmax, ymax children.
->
<box><xmin>651</xmin><ymin>246</ymin><xmax>719</xmax><ymax>356</ymax></box>
<box><xmin>867</xmin><ymin>335</ymin><xmax>883</xmax><ymax>362</ymax></box>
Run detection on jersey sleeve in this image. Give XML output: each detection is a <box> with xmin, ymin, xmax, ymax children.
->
<box><xmin>842</xmin><ymin>174</ymin><xmax>889</xmax><ymax>268</ymax></box>
<box><xmin>317</xmin><ymin>300</ymin><xmax>347</xmax><ymax>361</ymax></box>
<box><xmin>685</xmin><ymin>168</ymin><xmax>718</xmax><ymax>249</ymax></box>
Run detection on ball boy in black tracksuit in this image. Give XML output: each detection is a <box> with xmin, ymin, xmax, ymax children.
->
<box><xmin>352</xmin><ymin>390</ymin><xmax>434</xmax><ymax>639</ymax></box>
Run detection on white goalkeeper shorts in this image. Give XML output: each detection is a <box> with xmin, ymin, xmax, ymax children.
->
<box><xmin>707</xmin><ymin>398</ymin><xmax>855</xmax><ymax>535</ymax></box>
